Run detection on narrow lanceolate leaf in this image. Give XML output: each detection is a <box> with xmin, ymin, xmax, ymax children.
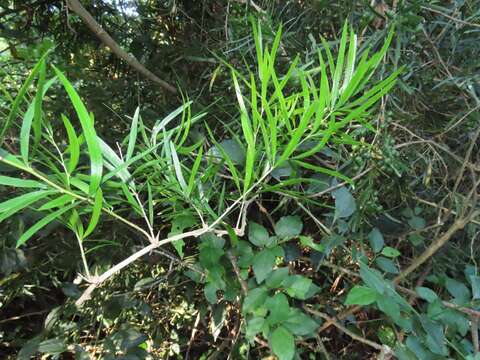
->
<box><xmin>84</xmin><ymin>188</ymin><xmax>103</xmax><ymax>238</ymax></box>
<box><xmin>32</xmin><ymin>60</ymin><xmax>47</xmax><ymax>153</ymax></box>
<box><xmin>0</xmin><ymin>190</ymin><xmax>53</xmax><ymax>222</ymax></box>
<box><xmin>170</xmin><ymin>141</ymin><xmax>187</xmax><ymax>191</ymax></box>
<box><xmin>16</xmin><ymin>203</ymin><xmax>77</xmax><ymax>247</ymax></box>
<box><xmin>186</xmin><ymin>146</ymin><xmax>203</xmax><ymax>197</ymax></box>
<box><xmin>53</xmin><ymin>66</ymin><xmax>103</xmax><ymax>195</ymax></box>
<box><xmin>38</xmin><ymin>194</ymin><xmax>75</xmax><ymax>211</ymax></box>
<box><xmin>98</xmin><ymin>137</ymin><xmax>133</xmax><ymax>187</ymax></box>
<box><xmin>61</xmin><ymin>115</ymin><xmax>80</xmax><ymax>174</ymax></box>
<box><xmin>0</xmin><ymin>52</ymin><xmax>49</xmax><ymax>146</ymax></box>
<box><xmin>0</xmin><ymin>175</ymin><xmax>45</xmax><ymax>188</ymax></box>
<box><xmin>126</xmin><ymin>107</ymin><xmax>140</xmax><ymax>161</ymax></box>
<box><xmin>20</xmin><ymin>102</ymin><xmax>35</xmax><ymax>163</ymax></box>
<box><xmin>0</xmin><ymin>148</ymin><xmax>26</xmax><ymax>169</ymax></box>
<box><xmin>151</xmin><ymin>101</ymin><xmax>192</xmax><ymax>145</ymax></box>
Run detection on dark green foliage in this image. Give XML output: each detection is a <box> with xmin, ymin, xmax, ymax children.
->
<box><xmin>1</xmin><ymin>1</ymin><xmax>479</xmax><ymax>359</ymax></box>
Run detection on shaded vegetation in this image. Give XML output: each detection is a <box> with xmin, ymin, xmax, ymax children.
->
<box><xmin>0</xmin><ymin>1</ymin><xmax>479</xmax><ymax>359</ymax></box>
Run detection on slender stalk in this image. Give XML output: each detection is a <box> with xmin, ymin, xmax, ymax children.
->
<box><xmin>75</xmin><ymin>231</ymin><xmax>91</xmax><ymax>279</ymax></box>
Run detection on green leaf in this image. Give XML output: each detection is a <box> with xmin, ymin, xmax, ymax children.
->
<box><xmin>283</xmin><ymin>275</ymin><xmax>312</xmax><ymax>300</ymax></box>
<box><xmin>170</xmin><ymin>140</ymin><xmax>187</xmax><ymax>191</ymax></box>
<box><xmin>248</xmin><ymin>222</ymin><xmax>271</xmax><ymax>247</ymax></box>
<box><xmin>368</xmin><ymin>227</ymin><xmax>384</xmax><ymax>253</ymax></box>
<box><xmin>265</xmin><ymin>293</ymin><xmax>290</xmax><ymax>324</ymax></box>
<box><xmin>32</xmin><ymin>60</ymin><xmax>48</xmax><ymax>154</ymax></box>
<box><xmin>0</xmin><ymin>52</ymin><xmax>49</xmax><ymax>146</ymax></box>
<box><xmin>408</xmin><ymin>216</ymin><xmax>426</xmax><ymax>230</ymax></box>
<box><xmin>0</xmin><ymin>190</ymin><xmax>53</xmax><ymax>222</ymax></box>
<box><xmin>246</xmin><ymin>317</ymin><xmax>266</xmax><ymax>341</ymax></box>
<box><xmin>299</xmin><ymin>236</ymin><xmax>324</xmax><ymax>252</ymax></box>
<box><xmin>211</xmin><ymin>139</ymin><xmax>245</xmax><ymax>165</ymax></box>
<box><xmin>470</xmin><ymin>275</ymin><xmax>480</xmax><ymax>300</ymax></box>
<box><xmin>38</xmin><ymin>194</ymin><xmax>74</xmax><ymax>211</ymax></box>
<box><xmin>359</xmin><ymin>263</ymin><xmax>387</xmax><ymax>294</ymax></box>
<box><xmin>445</xmin><ymin>278</ymin><xmax>470</xmax><ymax>303</ymax></box>
<box><xmin>243</xmin><ymin>287</ymin><xmax>268</xmax><ymax>313</ymax></box>
<box><xmin>204</xmin><ymin>283</ymin><xmax>218</xmax><ymax>304</ymax></box>
<box><xmin>375</xmin><ymin>257</ymin><xmax>399</xmax><ymax>274</ymax></box>
<box><xmin>415</xmin><ymin>286</ymin><xmax>438</xmax><ymax>303</ymax></box>
<box><xmin>0</xmin><ymin>175</ymin><xmax>45</xmax><ymax>188</ymax></box>
<box><xmin>20</xmin><ymin>102</ymin><xmax>35</xmax><ymax>163</ymax></box>
<box><xmin>38</xmin><ymin>338</ymin><xmax>66</xmax><ymax>355</ymax></box>
<box><xmin>151</xmin><ymin>101</ymin><xmax>192</xmax><ymax>144</ymax></box>
<box><xmin>332</xmin><ymin>186</ymin><xmax>356</xmax><ymax>219</ymax></box>
<box><xmin>53</xmin><ymin>66</ymin><xmax>103</xmax><ymax>195</ymax></box>
<box><xmin>17</xmin><ymin>203</ymin><xmax>76</xmax><ymax>247</ymax></box>
<box><xmin>381</xmin><ymin>247</ymin><xmax>401</xmax><ymax>258</ymax></box>
<box><xmin>284</xmin><ymin>308</ymin><xmax>319</xmax><ymax>336</ymax></box>
<box><xmin>253</xmin><ymin>248</ymin><xmax>277</xmax><ymax>283</ymax></box>
<box><xmin>265</xmin><ymin>267</ymin><xmax>290</xmax><ymax>289</ymax></box>
<box><xmin>61</xmin><ymin>115</ymin><xmax>80</xmax><ymax>174</ymax></box>
<box><xmin>345</xmin><ymin>285</ymin><xmax>378</xmax><ymax>305</ymax></box>
<box><xmin>126</xmin><ymin>107</ymin><xmax>140</xmax><ymax>161</ymax></box>
<box><xmin>420</xmin><ymin>316</ymin><xmax>447</xmax><ymax>356</ymax></box>
<box><xmin>270</xmin><ymin>326</ymin><xmax>295</xmax><ymax>360</ymax></box>
<box><xmin>405</xmin><ymin>336</ymin><xmax>431</xmax><ymax>360</ymax></box>
<box><xmin>98</xmin><ymin>138</ymin><xmax>133</xmax><ymax>187</ymax></box>
<box><xmin>84</xmin><ymin>188</ymin><xmax>103</xmax><ymax>238</ymax></box>
<box><xmin>170</xmin><ymin>214</ymin><xmax>197</xmax><ymax>258</ymax></box>
<box><xmin>376</xmin><ymin>295</ymin><xmax>400</xmax><ymax>322</ymax></box>
<box><xmin>274</xmin><ymin>216</ymin><xmax>303</xmax><ymax>238</ymax></box>
<box><xmin>187</xmin><ymin>146</ymin><xmax>203</xmax><ymax>197</ymax></box>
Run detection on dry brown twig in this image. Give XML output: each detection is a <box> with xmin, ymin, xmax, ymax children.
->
<box><xmin>66</xmin><ymin>0</ymin><xmax>177</xmax><ymax>94</ymax></box>
<box><xmin>304</xmin><ymin>306</ymin><xmax>390</xmax><ymax>353</ymax></box>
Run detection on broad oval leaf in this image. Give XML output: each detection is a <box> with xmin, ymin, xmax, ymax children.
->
<box><xmin>270</xmin><ymin>326</ymin><xmax>295</xmax><ymax>360</ymax></box>
<box><xmin>274</xmin><ymin>215</ymin><xmax>303</xmax><ymax>238</ymax></box>
<box><xmin>248</xmin><ymin>222</ymin><xmax>271</xmax><ymax>247</ymax></box>
<box><xmin>345</xmin><ymin>285</ymin><xmax>378</xmax><ymax>305</ymax></box>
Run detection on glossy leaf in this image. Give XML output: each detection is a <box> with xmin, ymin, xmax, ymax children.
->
<box><xmin>84</xmin><ymin>188</ymin><xmax>103</xmax><ymax>238</ymax></box>
<box><xmin>61</xmin><ymin>115</ymin><xmax>80</xmax><ymax>174</ymax></box>
<box><xmin>126</xmin><ymin>107</ymin><xmax>140</xmax><ymax>161</ymax></box>
<box><xmin>53</xmin><ymin>66</ymin><xmax>103</xmax><ymax>195</ymax></box>
<box><xmin>0</xmin><ymin>175</ymin><xmax>45</xmax><ymax>189</ymax></box>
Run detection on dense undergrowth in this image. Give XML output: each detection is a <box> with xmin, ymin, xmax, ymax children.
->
<box><xmin>0</xmin><ymin>1</ymin><xmax>479</xmax><ymax>359</ymax></box>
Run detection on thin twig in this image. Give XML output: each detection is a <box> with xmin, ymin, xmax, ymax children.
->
<box><xmin>66</xmin><ymin>0</ymin><xmax>177</xmax><ymax>93</ymax></box>
<box><xmin>227</xmin><ymin>250</ymin><xmax>248</xmax><ymax>295</ymax></box>
<box><xmin>0</xmin><ymin>309</ymin><xmax>50</xmax><ymax>324</ymax></box>
<box><xmin>393</xmin><ymin>211</ymin><xmax>479</xmax><ymax>284</ymax></box>
<box><xmin>304</xmin><ymin>306</ymin><xmax>385</xmax><ymax>351</ymax></box>
<box><xmin>472</xmin><ymin>316</ymin><xmax>479</xmax><ymax>355</ymax></box>
<box><xmin>421</xmin><ymin>6</ymin><xmax>480</xmax><ymax>29</ymax></box>
<box><xmin>308</xmin><ymin>166</ymin><xmax>373</xmax><ymax>198</ymax></box>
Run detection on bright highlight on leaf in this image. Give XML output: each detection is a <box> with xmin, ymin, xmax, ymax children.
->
<box><xmin>53</xmin><ymin>66</ymin><xmax>103</xmax><ymax>195</ymax></box>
